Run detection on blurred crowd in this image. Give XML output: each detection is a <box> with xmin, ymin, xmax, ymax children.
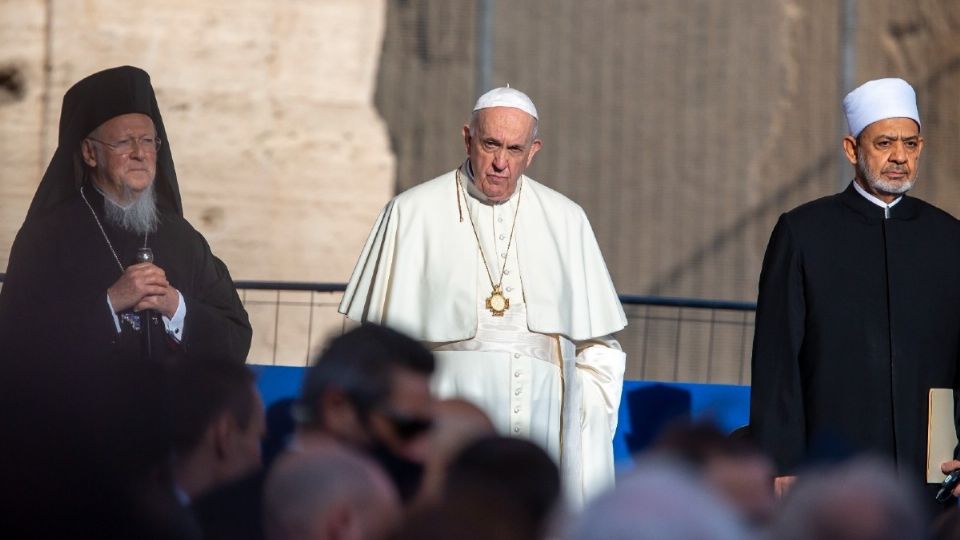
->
<box><xmin>3</xmin><ymin>321</ymin><xmax>959</xmax><ymax>540</ymax></box>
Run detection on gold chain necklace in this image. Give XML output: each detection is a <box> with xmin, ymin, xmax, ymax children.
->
<box><xmin>455</xmin><ymin>168</ymin><xmax>522</xmax><ymax>316</ymax></box>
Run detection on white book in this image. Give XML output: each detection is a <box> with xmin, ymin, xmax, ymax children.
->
<box><xmin>927</xmin><ymin>388</ymin><xmax>958</xmax><ymax>483</ymax></box>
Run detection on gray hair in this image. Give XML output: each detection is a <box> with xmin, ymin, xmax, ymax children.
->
<box><xmin>770</xmin><ymin>457</ymin><xmax>924</xmax><ymax>540</ymax></box>
<box><xmin>565</xmin><ymin>459</ymin><xmax>754</xmax><ymax>540</ymax></box>
<box><xmin>102</xmin><ymin>182</ymin><xmax>159</xmax><ymax>235</ymax></box>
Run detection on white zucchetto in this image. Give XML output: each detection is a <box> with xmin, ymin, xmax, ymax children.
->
<box><xmin>843</xmin><ymin>78</ymin><xmax>920</xmax><ymax>138</ymax></box>
<box><xmin>473</xmin><ymin>87</ymin><xmax>538</xmax><ymax>120</ymax></box>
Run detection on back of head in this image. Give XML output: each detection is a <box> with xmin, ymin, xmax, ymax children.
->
<box><xmin>264</xmin><ymin>446</ymin><xmax>400</xmax><ymax>540</ymax></box>
<box><xmin>167</xmin><ymin>359</ymin><xmax>259</xmax><ymax>458</ymax></box>
<box><xmin>298</xmin><ymin>323</ymin><xmax>434</xmax><ymax>429</ymax></box>
<box><xmin>653</xmin><ymin>421</ymin><xmax>761</xmax><ymax>467</ymax></box>
<box><xmin>771</xmin><ymin>457</ymin><xmax>923</xmax><ymax>540</ymax></box>
<box><xmin>653</xmin><ymin>421</ymin><xmax>775</xmax><ymax>527</ymax></box>
<box><xmin>444</xmin><ymin>435</ymin><xmax>560</xmax><ymax>534</ymax></box>
<box><xmin>566</xmin><ymin>459</ymin><xmax>752</xmax><ymax>540</ymax></box>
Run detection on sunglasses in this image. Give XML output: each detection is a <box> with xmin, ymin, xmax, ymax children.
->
<box><xmin>377</xmin><ymin>409</ymin><xmax>433</xmax><ymax>441</ymax></box>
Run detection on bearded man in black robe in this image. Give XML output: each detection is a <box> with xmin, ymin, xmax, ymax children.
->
<box><xmin>0</xmin><ymin>66</ymin><xmax>251</xmax><ymax>364</ymax></box>
<box><xmin>750</xmin><ymin>78</ymin><xmax>960</xmax><ymax>499</ymax></box>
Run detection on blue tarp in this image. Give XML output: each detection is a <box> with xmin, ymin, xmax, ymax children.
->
<box><xmin>251</xmin><ymin>366</ymin><xmax>752</xmax><ymax>474</ymax></box>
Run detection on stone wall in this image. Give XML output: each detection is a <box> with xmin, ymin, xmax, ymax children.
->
<box><xmin>4</xmin><ymin>1</ymin><xmax>960</xmax><ymax>375</ymax></box>
<box><xmin>374</xmin><ymin>0</ymin><xmax>960</xmax><ymax>382</ymax></box>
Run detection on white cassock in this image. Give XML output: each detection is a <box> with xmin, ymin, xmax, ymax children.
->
<box><xmin>339</xmin><ymin>163</ymin><xmax>627</xmax><ymax>506</ymax></box>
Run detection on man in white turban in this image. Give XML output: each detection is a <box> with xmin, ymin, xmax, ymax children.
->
<box><xmin>750</xmin><ymin>78</ymin><xmax>960</xmax><ymax>504</ymax></box>
<box><xmin>339</xmin><ymin>87</ymin><xmax>627</xmax><ymax>505</ymax></box>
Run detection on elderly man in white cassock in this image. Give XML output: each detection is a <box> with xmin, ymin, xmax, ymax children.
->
<box><xmin>339</xmin><ymin>88</ymin><xmax>627</xmax><ymax>505</ymax></box>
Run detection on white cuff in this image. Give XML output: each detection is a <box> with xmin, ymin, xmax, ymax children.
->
<box><xmin>162</xmin><ymin>291</ymin><xmax>186</xmax><ymax>342</ymax></box>
<box><xmin>106</xmin><ymin>294</ymin><xmax>121</xmax><ymax>334</ymax></box>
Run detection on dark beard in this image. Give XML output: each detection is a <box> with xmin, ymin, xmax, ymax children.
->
<box><xmin>103</xmin><ymin>183</ymin><xmax>160</xmax><ymax>235</ymax></box>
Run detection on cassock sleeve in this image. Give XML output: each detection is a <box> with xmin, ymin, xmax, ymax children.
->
<box><xmin>750</xmin><ymin>214</ymin><xmax>807</xmax><ymax>475</ymax></box>
<box><xmin>574</xmin><ymin>336</ymin><xmax>625</xmax><ymax>501</ymax></box>
<box><xmin>178</xmin><ymin>236</ymin><xmax>252</xmax><ymax>364</ymax></box>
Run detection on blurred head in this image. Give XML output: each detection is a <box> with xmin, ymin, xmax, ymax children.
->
<box><xmin>445</xmin><ymin>436</ymin><xmax>561</xmax><ymax>539</ymax></box>
<box><xmin>168</xmin><ymin>361</ymin><xmax>265</xmax><ymax>500</ymax></box>
<box><xmin>298</xmin><ymin>324</ymin><xmax>436</xmax><ymax>501</ymax></box>
<box><xmin>652</xmin><ymin>422</ymin><xmax>776</xmax><ymax>527</ymax></box>
<box><xmin>264</xmin><ymin>446</ymin><xmax>401</xmax><ymax>540</ymax></box>
<box><xmin>299</xmin><ymin>324</ymin><xmax>435</xmax><ymax>459</ymax></box>
<box><xmin>771</xmin><ymin>458</ymin><xmax>924</xmax><ymax>540</ymax></box>
<box><xmin>566</xmin><ymin>459</ymin><xmax>752</xmax><ymax>540</ymax></box>
<box><xmin>463</xmin><ymin>92</ymin><xmax>542</xmax><ymax>202</ymax></box>
<box><xmin>418</xmin><ymin>398</ymin><xmax>496</xmax><ymax>502</ymax></box>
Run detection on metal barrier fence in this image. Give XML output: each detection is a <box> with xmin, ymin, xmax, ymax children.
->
<box><xmin>0</xmin><ymin>275</ymin><xmax>757</xmax><ymax>384</ymax></box>
<box><xmin>235</xmin><ymin>281</ymin><xmax>756</xmax><ymax>385</ymax></box>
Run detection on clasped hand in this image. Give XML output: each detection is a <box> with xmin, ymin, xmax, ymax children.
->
<box><xmin>107</xmin><ymin>262</ymin><xmax>180</xmax><ymax>318</ymax></box>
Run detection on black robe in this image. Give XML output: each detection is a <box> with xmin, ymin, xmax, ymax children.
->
<box><xmin>750</xmin><ymin>182</ymin><xmax>960</xmax><ymax>484</ymax></box>
<box><xmin>0</xmin><ymin>186</ymin><xmax>251</xmax><ymax>364</ymax></box>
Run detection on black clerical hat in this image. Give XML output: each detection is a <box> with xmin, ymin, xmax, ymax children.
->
<box><xmin>25</xmin><ymin>66</ymin><xmax>182</xmax><ymax>220</ymax></box>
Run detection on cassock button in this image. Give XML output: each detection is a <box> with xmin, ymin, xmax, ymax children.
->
<box><xmin>504</xmin><ymin>269</ymin><xmax>510</xmax><ymax>275</ymax></box>
<box><xmin>501</xmin><ymin>252</ymin><xmax>507</xmax><ymax>258</ymax></box>
<box><xmin>513</xmin><ymin>353</ymin><xmax>520</xmax><ymax>359</ymax></box>
<box><xmin>514</xmin><ymin>407</ymin><xmax>520</xmax><ymax>413</ymax></box>
<box><xmin>506</xmin><ymin>286</ymin><xmax>513</xmax><ymax>292</ymax></box>
<box><xmin>514</xmin><ymin>371</ymin><xmax>520</xmax><ymax>377</ymax></box>
<box><xmin>498</xmin><ymin>217</ymin><xmax>504</xmax><ymax>223</ymax></box>
<box><xmin>499</xmin><ymin>234</ymin><xmax>505</xmax><ymax>240</ymax></box>
<box><xmin>513</xmin><ymin>426</ymin><xmax>520</xmax><ymax>433</ymax></box>
<box><xmin>514</xmin><ymin>389</ymin><xmax>521</xmax><ymax>396</ymax></box>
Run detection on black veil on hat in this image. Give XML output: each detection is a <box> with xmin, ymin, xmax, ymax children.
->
<box><xmin>25</xmin><ymin>65</ymin><xmax>183</xmax><ymax>221</ymax></box>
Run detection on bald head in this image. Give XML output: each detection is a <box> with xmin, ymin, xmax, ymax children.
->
<box><xmin>264</xmin><ymin>446</ymin><xmax>400</xmax><ymax>540</ymax></box>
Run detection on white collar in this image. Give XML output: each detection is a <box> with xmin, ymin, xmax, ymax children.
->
<box><xmin>853</xmin><ymin>180</ymin><xmax>902</xmax><ymax>210</ymax></box>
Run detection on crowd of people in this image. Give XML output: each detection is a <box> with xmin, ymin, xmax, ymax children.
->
<box><xmin>4</xmin><ymin>321</ymin><xmax>960</xmax><ymax>539</ymax></box>
<box><xmin>3</xmin><ymin>64</ymin><xmax>960</xmax><ymax>539</ymax></box>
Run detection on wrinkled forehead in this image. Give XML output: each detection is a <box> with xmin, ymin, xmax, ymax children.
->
<box><xmin>475</xmin><ymin>107</ymin><xmax>537</xmax><ymax>139</ymax></box>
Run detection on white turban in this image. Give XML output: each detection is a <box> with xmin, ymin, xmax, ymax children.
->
<box><xmin>473</xmin><ymin>87</ymin><xmax>538</xmax><ymax>120</ymax></box>
<box><xmin>842</xmin><ymin>78</ymin><xmax>920</xmax><ymax>138</ymax></box>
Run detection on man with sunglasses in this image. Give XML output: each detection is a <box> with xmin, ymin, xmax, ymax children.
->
<box><xmin>0</xmin><ymin>66</ymin><xmax>251</xmax><ymax>363</ymax></box>
<box><xmin>294</xmin><ymin>323</ymin><xmax>436</xmax><ymax>504</ymax></box>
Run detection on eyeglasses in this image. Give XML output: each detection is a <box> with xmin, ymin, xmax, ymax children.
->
<box><xmin>87</xmin><ymin>135</ymin><xmax>162</xmax><ymax>155</ymax></box>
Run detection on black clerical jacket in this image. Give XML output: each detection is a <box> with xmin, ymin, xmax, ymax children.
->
<box><xmin>750</xmin><ymin>182</ymin><xmax>960</xmax><ymax>483</ymax></box>
<box><xmin>0</xmin><ymin>188</ymin><xmax>251</xmax><ymax>364</ymax></box>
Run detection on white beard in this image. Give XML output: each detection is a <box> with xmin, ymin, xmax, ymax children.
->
<box><xmin>857</xmin><ymin>155</ymin><xmax>916</xmax><ymax>196</ymax></box>
<box><xmin>103</xmin><ymin>183</ymin><xmax>160</xmax><ymax>235</ymax></box>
